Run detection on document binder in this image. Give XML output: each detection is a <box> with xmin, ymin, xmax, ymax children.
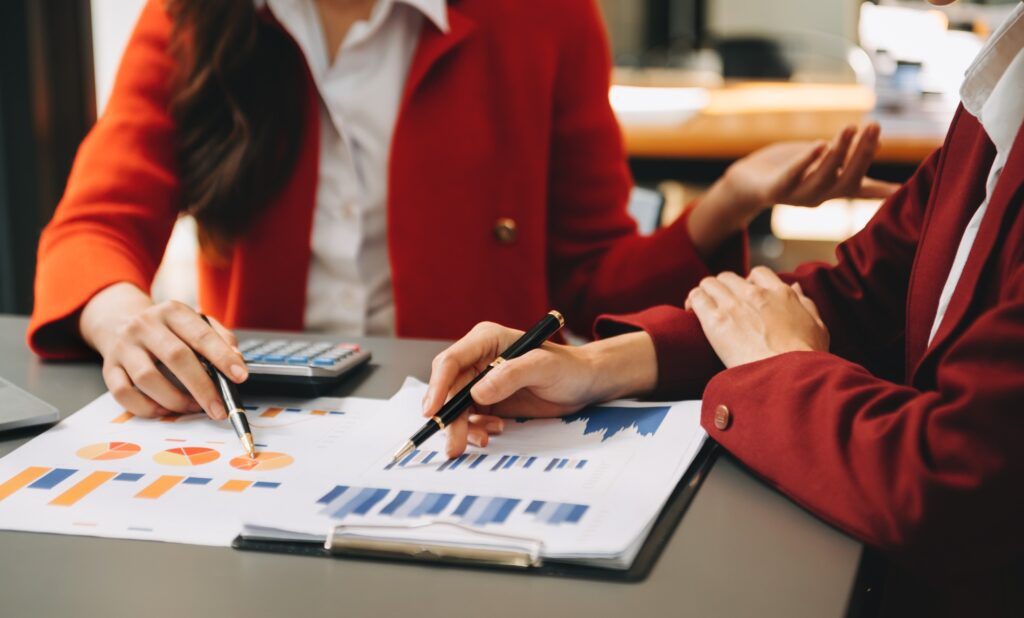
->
<box><xmin>232</xmin><ymin>441</ymin><xmax>720</xmax><ymax>582</ymax></box>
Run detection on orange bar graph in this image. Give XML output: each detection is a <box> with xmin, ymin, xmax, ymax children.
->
<box><xmin>158</xmin><ymin>415</ymin><xmax>179</xmax><ymax>423</ymax></box>
<box><xmin>112</xmin><ymin>411</ymin><xmax>134</xmax><ymax>424</ymax></box>
<box><xmin>0</xmin><ymin>467</ymin><xmax>50</xmax><ymax>501</ymax></box>
<box><xmin>219</xmin><ymin>480</ymin><xmax>252</xmax><ymax>492</ymax></box>
<box><xmin>311</xmin><ymin>410</ymin><xmax>327</xmax><ymax>416</ymax></box>
<box><xmin>50</xmin><ymin>471</ymin><xmax>117</xmax><ymax>506</ymax></box>
<box><xmin>135</xmin><ymin>475</ymin><xmax>185</xmax><ymax>499</ymax></box>
<box><xmin>260</xmin><ymin>407</ymin><xmax>283</xmax><ymax>418</ymax></box>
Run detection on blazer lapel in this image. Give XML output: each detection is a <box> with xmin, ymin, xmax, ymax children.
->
<box><xmin>402</xmin><ymin>4</ymin><xmax>476</xmax><ymax>107</ymax></box>
<box><xmin>913</xmin><ymin>121</ymin><xmax>1024</xmax><ymax>379</ymax></box>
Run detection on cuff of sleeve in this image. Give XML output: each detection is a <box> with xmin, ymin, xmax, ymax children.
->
<box><xmin>28</xmin><ymin>237</ymin><xmax>152</xmax><ymax>360</ymax></box>
<box><xmin>594</xmin><ymin>305</ymin><xmax>722</xmax><ymax>399</ymax></box>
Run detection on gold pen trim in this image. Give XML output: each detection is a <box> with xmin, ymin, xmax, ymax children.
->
<box><xmin>548</xmin><ymin>309</ymin><xmax>565</xmax><ymax>328</ymax></box>
<box><xmin>430</xmin><ymin>416</ymin><xmax>446</xmax><ymax>430</ymax></box>
<box><xmin>488</xmin><ymin>356</ymin><xmax>507</xmax><ymax>369</ymax></box>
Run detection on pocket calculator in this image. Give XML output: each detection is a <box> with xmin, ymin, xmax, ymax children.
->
<box><xmin>237</xmin><ymin>338</ymin><xmax>372</xmax><ymax>396</ymax></box>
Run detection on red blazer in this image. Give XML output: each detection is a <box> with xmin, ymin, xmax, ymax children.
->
<box><xmin>598</xmin><ymin>107</ymin><xmax>1024</xmax><ymax>614</ymax></box>
<box><xmin>28</xmin><ymin>0</ymin><xmax>742</xmax><ymax>358</ymax></box>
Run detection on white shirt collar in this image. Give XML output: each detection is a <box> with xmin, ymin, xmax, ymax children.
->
<box><xmin>257</xmin><ymin>0</ymin><xmax>449</xmax><ymax>37</ymax></box>
<box><xmin>960</xmin><ymin>2</ymin><xmax>1024</xmax><ymax>119</ymax></box>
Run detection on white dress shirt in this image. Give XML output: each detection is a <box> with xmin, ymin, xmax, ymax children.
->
<box><xmin>264</xmin><ymin>0</ymin><xmax>448</xmax><ymax>336</ymax></box>
<box><xmin>928</xmin><ymin>2</ymin><xmax>1024</xmax><ymax>346</ymax></box>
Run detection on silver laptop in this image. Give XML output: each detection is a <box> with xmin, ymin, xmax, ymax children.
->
<box><xmin>0</xmin><ymin>376</ymin><xmax>60</xmax><ymax>432</ymax></box>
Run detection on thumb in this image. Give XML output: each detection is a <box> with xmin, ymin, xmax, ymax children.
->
<box><xmin>792</xmin><ymin>283</ymin><xmax>825</xmax><ymax>328</ymax></box>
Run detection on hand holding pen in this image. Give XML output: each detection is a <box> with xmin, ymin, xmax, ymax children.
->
<box><xmin>398</xmin><ymin>312</ymin><xmax>565</xmax><ymax>461</ymax></box>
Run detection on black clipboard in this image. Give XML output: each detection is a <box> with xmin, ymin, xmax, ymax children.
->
<box><xmin>232</xmin><ymin>441</ymin><xmax>720</xmax><ymax>583</ymax></box>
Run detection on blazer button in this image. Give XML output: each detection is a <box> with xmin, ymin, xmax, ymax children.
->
<box><xmin>493</xmin><ymin>217</ymin><xmax>518</xmax><ymax>245</ymax></box>
<box><xmin>713</xmin><ymin>404</ymin><xmax>731</xmax><ymax>431</ymax></box>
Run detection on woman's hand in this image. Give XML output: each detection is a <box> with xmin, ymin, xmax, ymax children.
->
<box><xmin>423</xmin><ymin>322</ymin><xmax>658</xmax><ymax>458</ymax></box>
<box><xmin>686</xmin><ymin>267</ymin><xmax>830</xmax><ymax>368</ymax></box>
<box><xmin>79</xmin><ymin>282</ymin><xmax>247</xmax><ymax>420</ymax></box>
<box><xmin>687</xmin><ymin>124</ymin><xmax>899</xmax><ymax>258</ymax></box>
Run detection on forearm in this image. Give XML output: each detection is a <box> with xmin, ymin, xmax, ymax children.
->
<box><xmin>686</xmin><ymin>170</ymin><xmax>763</xmax><ymax>260</ymax></box>
<box><xmin>79</xmin><ymin>282</ymin><xmax>154</xmax><ymax>355</ymax></box>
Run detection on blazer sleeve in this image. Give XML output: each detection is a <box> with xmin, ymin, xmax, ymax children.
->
<box><xmin>544</xmin><ymin>0</ymin><xmax>745</xmax><ymax>337</ymax></box>
<box><xmin>28</xmin><ymin>0</ymin><xmax>180</xmax><ymax>359</ymax></box>
<box><xmin>698</xmin><ymin>273</ymin><xmax>1024</xmax><ymax>577</ymax></box>
<box><xmin>593</xmin><ymin>142</ymin><xmax>944</xmax><ymax>398</ymax></box>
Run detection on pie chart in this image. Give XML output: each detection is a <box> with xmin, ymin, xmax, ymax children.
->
<box><xmin>153</xmin><ymin>446</ymin><xmax>220</xmax><ymax>466</ymax></box>
<box><xmin>229</xmin><ymin>451</ymin><xmax>294</xmax><ymax>471</ymax></box>
<box><xmin>76</xmin><ymin>441</ymin><xmax>141</xmax><ymax>461</ymax></box>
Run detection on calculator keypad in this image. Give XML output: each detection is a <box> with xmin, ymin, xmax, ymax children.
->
<box><xmin>241</xmin><ymin>339</ymin><xmax>361</xmax><ymax>369</ymax></box>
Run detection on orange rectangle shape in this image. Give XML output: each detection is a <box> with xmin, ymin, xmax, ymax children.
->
<box><xmin>219</xmin><ymin>480</ymin><xmax>252</xmax><ymax>492</ymax></box>
<box><xmin>311</xmin><ymin>410</ymin><xmax>327</xmax><ymax>416</ymax></box>
<box><xmin>260</xmin><ymin>407</ymin><xmax>283</xmax><ymax>418</ymax></box>
<box><xmin>50</xmin><ymin>471</ymin><xmax>117</xmax><ymax>506</ymax></box>
<box><xmin>158</xmin><ymin>416</ymin><xmax>178</xmax><ymax>423</ymax></box>
<box><xmin>112</xmin><ymin>411</ymin><xmax>134</xmax><ymax>424</ymax></box>
<box><xmin>135</xmin><ymin>475</ymin><xmax>185</xmax><ymax>499</ymax></box>
<box><xmin>0</xmin><ymin>467</ymin><xmax>50</xmax><ymax>501</ymax></box>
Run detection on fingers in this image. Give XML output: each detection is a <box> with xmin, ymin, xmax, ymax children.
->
<box><xmin>137</xmin><ymin>322</ymin><xmax>225</xmax><ymax>420</ymax></box>
<box><xmin>468</xmin><ymin>413</ymin><xmax>505</xmax><ymax>434</ymax></box>
<box><xmin>205</xmin><ymin>315</ymin><xmax>239</xmax><ymax>350</ymax></box>
<box><xmin>470</xmin><ymin>348</ymin><xmax>550</xmax><ymax>406</ymax></box>
<box><xmin>104</xmin><ymin>364</ymin><xmax>172</xmax><ymax>419</ymax></box>
<box><xmin>770</xmin><ymin>140</ymin><xmax>827</xmax><ymax>200</ymax></box>
<box><xmin>834</xmin><ymin>123</ymin><xmax>880</xmax><ymax>196</ymax></box>
<box><xmin>165</xmin><ymin>308</ymin><xmax>247</xmax><ymax>383</ymax></box>
<box><xmin>425</xmin><ymin>322</ymin><xmax>520</xmax><ymax>416</ymax></box>
<box><xmin>800</xmin><ymin>125</ymin><xmax>855</xmax><ymax>197</ymax></box>
<box><xmin>746</xmin><ymin>266</ymin><xmax>788</xmax><ymax>291</ymax></box>
<box><xmin>445</xmin><ymin>415</ymin><xmax>470</xmax><ymax>459</ymax></box>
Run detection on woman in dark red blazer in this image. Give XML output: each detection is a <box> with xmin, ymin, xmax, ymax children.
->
<box><xmin>29</xmin><ymin>0</ymin><xmax>882</xmax><ymax>423</ymax></box>
<box><xmin>426</xmin><ymin>1</ymin><xmax>1024</xmax><ymax>613</ymax></box>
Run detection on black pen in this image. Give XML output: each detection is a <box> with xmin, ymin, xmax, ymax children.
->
<box><xmin>198</xmin><ymin>315</ymin><xmax>256</xmax><ymax>459</ymax></box>
<box><xmin>391</xmin><ymin>310</ymin><xmax>565</xmax><ymax>462</ymax></box>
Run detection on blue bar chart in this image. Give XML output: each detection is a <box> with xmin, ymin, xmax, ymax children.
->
<box><xmin>514</xmin><ymin>405</ymin><xmax>671</xmax><ymax>442</ymax></box>
<box><xmin>314</xmin><ymin>484</ymin><xmax>589</xmax><ymax>527</ymax></box>
<box><xmin>385</xmin><ymin>451</ymin><xmax>588</xmax><ymax>473</ymax></box>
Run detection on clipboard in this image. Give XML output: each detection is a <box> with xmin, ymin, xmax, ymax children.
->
<box><xmin>232</xmin><ymin>441</ymin><xmax>720</xmax><ymax>582</ymax></box>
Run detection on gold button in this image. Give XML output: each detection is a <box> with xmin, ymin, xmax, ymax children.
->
<box><xmin>493</xmin><ymin>217</ymin><xmax>518</xmax><ymax>245</ymax></box>
<box><xmin>713</xmin><ymin>404</ymin><xmax>731</xmax><ymax>431</ymax></box>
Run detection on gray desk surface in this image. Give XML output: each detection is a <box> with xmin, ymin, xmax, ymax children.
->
<box><xmin>0</xmin><ymin>315</ymin><xmax>862</xmax><ymax>618</ymax></box>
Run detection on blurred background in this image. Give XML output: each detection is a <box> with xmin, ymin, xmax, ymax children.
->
<box><xmin>0</xmin><ymin>0</ymin><xmax>1019</xmax><ymax>316</ymax></box>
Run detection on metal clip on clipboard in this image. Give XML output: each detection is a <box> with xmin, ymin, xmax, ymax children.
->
<box><xmin>325</xmin><ymin>521</ymin><xmax>544</xmax><ymax>568</ymax></box>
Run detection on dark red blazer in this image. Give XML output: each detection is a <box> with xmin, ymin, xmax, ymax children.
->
<box><xmin>27</xmin><ymin>0</ymin><xmax>742</xmax><ymax>358</ymax></box>
<box><xmin>599</xmin><ymin>107</ymin><xmax>1024</xmax><ymax>614</ymax></box>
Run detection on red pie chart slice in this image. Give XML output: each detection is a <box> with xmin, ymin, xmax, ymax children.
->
<box><xmin>153</xmin><ymin>446</ymin><xmax>220</xmax><ymax>466</ymax></box>
<box><xmin>76</xmin><ymin>441</ymin><xmax>141</xmax><ymax>461</ymax></box>
<box><xmin>229</xmin><ymin>452</ymin><xmax>294</xmax><ymax>471</ymax></box>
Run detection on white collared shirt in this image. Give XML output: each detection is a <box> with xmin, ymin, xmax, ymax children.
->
<box><xmin>264</xmin><ymin>0</ymin><xmax>449</xmax><ymax>336</ymax></box>
<box><xmin>927</xmin><ymin>2</ymin><xmax>1024</xmax><ymax>346</ymax></box>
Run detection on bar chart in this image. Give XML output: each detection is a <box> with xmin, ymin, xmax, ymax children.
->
<box><xmin>385</xmin><ymin>450</ymin><xmax>589</xmax><ymax>473</ymax></box>
<box><xmin>0</xmin><ymin>465</ymin><xmax>282</xmax><ymax>506</ymax></box>
<box><xmin>549</xmin><ymin>405</ymin><xmax>671</xmax><ymax>442</ymax></box>
<box><xmin>315</xmin><ymin>484</ymin><xmax>589</xmax><ymax>527</ymax></box>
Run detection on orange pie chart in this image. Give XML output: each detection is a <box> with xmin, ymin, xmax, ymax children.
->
<box><xmin>153</xmin><ymin>446</ymin><xmax>220</xmax><ymax>466</ymax></box>
<box><xmin>76</xmin><ymin>441</ymin><xmax>141</xmax><ymax>461</ymax></box>
<box><xmin>229</xmin><ymin>451</ymin><xmax>294</xmax><ymax>471</ymax></box>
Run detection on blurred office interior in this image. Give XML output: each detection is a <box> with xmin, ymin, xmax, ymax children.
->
<box><xmin>0</xmin><ymin>0</ymin><xmax>1019</xmax><ymax>316</ymax></box>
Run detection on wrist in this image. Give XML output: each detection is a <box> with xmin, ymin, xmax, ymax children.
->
<box><xmin>79</xmin><ymin>282</ymin><xmax>152</xmax><ymax>355</ymax></box>
<box><xmin>582</xmin><ymin>331</ymin><xmax>658</xmax><ymax>400</ymax></box>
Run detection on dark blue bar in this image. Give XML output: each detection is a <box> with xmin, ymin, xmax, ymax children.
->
<box><xmin>352</xmin><ymin>488</ymin><xmax>390</xmax><ymax>515</ymax></box>
<box><xmin>329</xmin><ymin>411</ymin><xmax>345</xmax><ymax>415</ymax></box>
<box><xmin>114</xmin><ymin>472</ymin><xmax>144</xmax><ymax>482</ymax></box>
<box><xmin>491</xmin><ymin>455</ymin><xmax>509</xmax><ymax>471</ymax></box>
<box><xmin>380</xmin><ymin>490</ymin><xmax>413</xmax><ymax>515</ymax></box>
<box><xmin>422</xmin><ymin>451</ymin><xmax>437</xmax><ymax>464</ymax></box>
<box><xmin>428</xmin><ymin>494</ymin><xmax>455</xmax><ymax>515</ymax></box>
<box><xmin>183</xmin><ymin>477</ymin><xmax>212</xmax><ymax>485</ymax></box>
<box><xmin>317</xmin><ymin>485</ymin><xmax>348</xmax><ymax>504</ymax></box>
<box><xmin>29</xmin><ymin>468</ymin><xmax>76</xmax><ymax>489</ymax></box>
<box><xmin>557</xmin><ymin>459</ymin><xmax>568</xmax><ymax>469</ymax></box>
<box><xmin>524</xmin><ymin>456</ymin><xmax>536</xmax><ymax>469</ymax></box>
<box><xmin>253</xmin><ymin>481</ymin><xmax>280</xmax><ymax>489</ymax></box>
<box><xmin>437</xmin><ymin>458</ymin><xmax>454</xmax><ymax>471</ymax></box>
<box><xmin>576</xmin><ymin>460</ymin><xmax>587</xmax><ymax>469</ymax></box>
<box><xmin>452</xmin><ymin>495</ymin><xmax>477</xmax><ymax>516</ymax></box>
<box><xmin>566</xmin><ymin>504</ymin><xmax>588</xmax><ymax>523</ymax></box>
<box><xmin>503</xmin><ymin>455</ymin><xmax>519</xmax><ymax>469</ymax></box>
<box><xmin>243</xmin><ymin>405</ymin><xmax>258</xmax><ymax>411</ymax></box>
<box><xmin>492</xmin><ymin>498</ymin><xmax>520</xmax><ymax>524</ymax></box>
<box><xmin>525</xmin><ymin>500</ymin><xmax>544</xmax><ymax>514</ymax></box>
<box><xmin>399</xmin><ymin>449</ymin><xmax>420</xmax><ymax>467</ymax></box>
<box><xmin>285</xmin><ymin>408</ymin><xmax>302</xmax><ymax>413</ymax></box>
<box><xmin>448</xmin><ymin>453</ymin><xmax>469</xmax><ymax>470</ymax></box>
<box><xmin>469</xmin><ymin>454</ymin><xmax>487</xmax><ymax>469</ymax></box>
<box><xmin>544</xmin><ymin>459</ymin><xmax>558</xmax><ymax>472</ymax></box>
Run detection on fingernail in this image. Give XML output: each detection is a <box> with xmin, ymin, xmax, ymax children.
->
<box><xmin>209</xmin><ymin>400</ymin><xmax>227</xmax><ymax>420</ymax></box>
<box><xmin>230</xmin><ymin>364</ymin><xmax>248</xmax><ymax>381</ymax></box>
<box><xmin>486</xmin><ymin>420</ymin><xmax>504</xmax><ymax>433</ymax></box>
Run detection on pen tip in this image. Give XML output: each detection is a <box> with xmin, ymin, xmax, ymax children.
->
<box><xmin>391</xmin><ymin>441</ymin><xmax>414</xmax><ymax>463</ymax></box>
<box><xmin>243</xmin><ymin>433</ymin><xmax>257</xmax><ymax>459</ymax></box>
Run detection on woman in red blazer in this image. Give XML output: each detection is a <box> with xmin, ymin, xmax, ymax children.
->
<box><xmin>29</xmin><ymin>0</ymin><xmax>884</xmax><ymax>423</ymax></box>
<box><xmin>426</xmin><ymin>1</ymin><xmax>1024</xmax><ymax>613</ymax></box>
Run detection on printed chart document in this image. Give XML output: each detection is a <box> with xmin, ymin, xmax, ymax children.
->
<box><xmin>241</xmin><ymin>379</ymin><xmax>708</xmax><ymax>568</ymax></box>
<box><xmin>0</xmin><ymin>378</ymin><xmax>708</xmax><ymax>568</ymax></box>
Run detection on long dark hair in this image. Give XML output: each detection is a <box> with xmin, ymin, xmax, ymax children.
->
<box><xmin>167</xmin><ymin>0</ymin><xmax>306</xmax><ymax>252</ymax></box>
